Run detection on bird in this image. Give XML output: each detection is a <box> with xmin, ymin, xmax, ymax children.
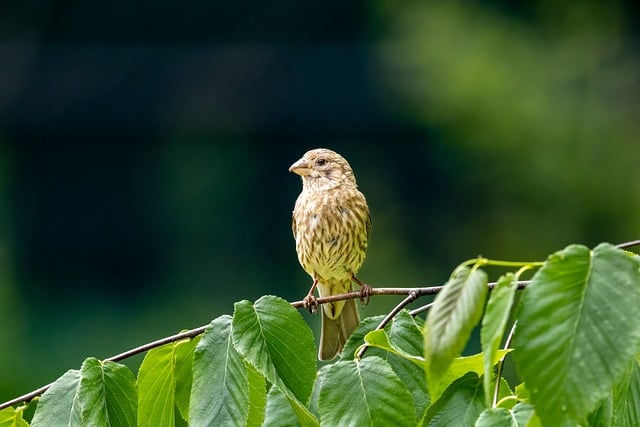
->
<box><xmin>289</xmin><ymin>148</ymin><xmax>372</xmax><ymax>360</ymax></box>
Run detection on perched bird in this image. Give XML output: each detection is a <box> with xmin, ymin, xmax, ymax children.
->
<box><xmin>289</xmin><ymin>148</ymin><xmax>371</xmax><ymax>360</ymax></box>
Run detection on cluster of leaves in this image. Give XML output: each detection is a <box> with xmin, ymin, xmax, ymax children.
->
<box><xmin>2</xmin><ymin>243</ymin><xmax>640</xmax><ymax>426</ymax></box>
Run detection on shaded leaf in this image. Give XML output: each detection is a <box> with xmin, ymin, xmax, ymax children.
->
<box><xmin>78</xmin><ymin>358</ymin><xmax>137</xmax><ymax>427</ymax></box>
<box><xmin>263</xmin><ymin>386</ymin><xmax>300</xmax><ymax>427</ymax></box>
<box><xmin>475</xmin><ymin>407</ymin><xmax>514</xmax><ymax>427</ymax></box>
<box><xmin>425</xmin><ymin>266</ymin><xmax>488</xmax><ymax>390</ymax></box>
<box><xmin>341</xmin><ymin>315</ymin><xmax>385</xmax><ymax>360</ymax></box>
<box><xmin>318</xmin><ymin>356</ymin><xmax>415</xmax><ymax>427</ymax></box>
<box><xmin>475</xmin><ymin>403</ymin><xmax>536</xmax><ymax>427</ymax></box>
<box><xmin>513</xmin><ymin>244</ymin><xmax>640</xmax><ymax>426</ymax></box>
<box><xmin>190</xmin><ymin>315</ymin><xmax>259</xmax><ymax>427</ymax></box>
<box><xmin>31</xmin><ymin>369</ymin><xmax>82</xmax><ymax>427</ymax></box>
<box><xmin>362</xmin><ymin>311</ymin><xmax>429</xmax><ymax>421</ymax></box>
<box><xmin>423</xmin><ymin>372</ymin><xmax>485</xmax><ymax>426</ymax></box>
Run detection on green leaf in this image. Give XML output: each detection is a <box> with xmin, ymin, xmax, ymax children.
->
<box><xmin>31</xmin><ymin>369</ymin><xmax>82</xmax><ymax>427</ymax></box>
<box><xmin>0</xmin><ymin>407</ymin><xmax>29</xmax><ymax>427</ymax></box>
<box><xmin>425</xmin><ymin>266</ymin><xmax>488</xmax><ymax>389</ymax></box>
<box><xmin>190</xmin><ymin>315</ymin><xmax>262</xmax><ymax>427</ymax></box>
<box><xmin>423</xmin><ymin>371</ymin><xmax>486</xmax><ymax>426</ymax></box>
<box><xmin>245</xmin><ymin>362</ymin><xmax>267</xmax><ymax>427</ymax></box>
<box><xmin>263</xmin><ymin>386</ymin><xmax>300</xmax><ymax>427</ymax></box>
<box><xmin>588</xmin><ymin>395</ymin><xmax>612</xmax><ymax>427</ymax></box>
<box><xmin>78</xmin><ymin>358</ymin><xmax>138</xmax><ymax>427</ymax></box>
<box><xmin>232</xmin><ymin>296</ymin><xmax>316</xmax><ymax>402</ymax></box>
<box><xmin>362</xmin><ymin>311</ymin><xmax>429</xmax><ymax>421</ymax></box>
<box><xmin>138</xmin><ymin>337</ymin><xmax>199</xmax><ymax>427</ymax></box>
<box><xmin>475</xmin><ymin>403</ymin><xmax>536</xmax><ymax>427</ymax></box>
<box><xmin>613</xmin><ymin>356</ymin><xmax>640</xmax><ymax>426</ymax></box>
<box><xmin>318</xmin><ymin>356</ymin><xmax>415</xmax><ymax>427</ymax></box>
<box><xmin>174</xmin><ymin>335</ymin><xmax>200</xmax><ymax>421</ymax></box>
<box><xmin>475</xmin><ymin>407</ymin><xmax>514</xmax><ymax>427</ymax></box>
<box><xmin>363</xmin><ymin>329</ymin><xmax>425</xmax><ymax>365</ymax></box>
<box><xmin>512</xmin><ymin>244</ymin><xmax>640</xmax><ymax>426</ymax></box>
<box><xmin>511</xmin><ymin>403</ymin><xmax>537</xmax><ymax>426</ymax></box>
<box><xmin>429</xmin><ymin>351</ymin><xmax>509</xmax><ymax>404</ymax></box>
<box><xmin>137</xmin><ymin>344</ymin><xmax>175</xmax><ymax>426</ymax></box>
<box><xmin>480</xmin><ymin>273</ymin><xmax>517</xmax><ymax>406</ymax></box>
<box><xmin>232</xmin><ymin>296</ymin><xmax>318</xmax><ymax>427</ymax></box>
<box><xmin>341</xmin><ymin>315</ymin><xmax>385</xmax><ymax>360</ymax></box>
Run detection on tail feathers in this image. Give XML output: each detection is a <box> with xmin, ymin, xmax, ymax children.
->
<box><xmin>319</xmin><ymin>298</ymin><xmax>360</xmax><ymax>360</ymax></box>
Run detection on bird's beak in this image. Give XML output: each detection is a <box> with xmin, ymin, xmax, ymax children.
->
<box><xmin>289</xmin><ymin>158</ymin><xmax>311</xmax><ymax>176</ymax></box>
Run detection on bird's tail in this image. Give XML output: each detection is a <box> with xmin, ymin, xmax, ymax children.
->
<box><xmin>319</xmin><ymin>297</ymin><xmax>360</xmax><ymax>360</ymax></box>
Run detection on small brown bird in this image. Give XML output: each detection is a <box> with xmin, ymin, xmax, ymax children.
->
<box><xmin>289</xmin><ymin>148</ymin><xmax>371</xmax><ymax>360</ymax></box>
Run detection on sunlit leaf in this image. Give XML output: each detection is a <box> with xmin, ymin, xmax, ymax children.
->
<box><xmin>429</xmin><ymin>351</ymin><xmax>506</xmax><ymax>404</ymax></box>
<box><xmin>138</xmin><ymin>336</ymin><xmax>198</xmax><ymax>427</ymax></box>
<box><xmin>245</xmin><ymin>362</ymin><xmax>267</xmax><ymax>427</ymax></box>
<box><xmin>232</xmin><ymin>296</ymin><xmax>317</xmax><ymax>426</ymax></box>
<box><xmin>513</xmin><ymin>244</ymin><xmax>640</xmax><ymax>426</ymax></box>
<box><xmin>0</xmin><ymin>407</ymin><xmax>30</xmax><ymax>427</ymax></box>
<box><xmin>480</xmin><ymin>273</ymin><xmax>517</xmax><ymax>405</ymax></box>
<box><xmin>174</xmin><ymin>335</ymin><xmax>200</xmax><ymax>421</ymax></box>
<box><xmin>137</xmin><ymin>344</ymin><xmax>176</xmax><ymax>426</ymax></box>
<box><xmin>425</xmin><ymin>266</ymin><xmax>488</xmax><ymax>390</ymax></box>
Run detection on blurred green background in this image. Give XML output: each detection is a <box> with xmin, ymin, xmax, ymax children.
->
<box><xmin>1</xmin><ymin>0</ymin><xmax>639</xmax><ymax>402</ymax></box>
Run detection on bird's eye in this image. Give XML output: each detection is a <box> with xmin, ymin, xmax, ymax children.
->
<box><xmin>316</xmin><ymin>158</ymin><xmax>326</xmax><ymax>166</ymax></box>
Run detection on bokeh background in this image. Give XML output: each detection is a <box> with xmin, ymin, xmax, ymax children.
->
<box><xmin>1</xmin><ymin>0</ymin><xmax>639</xmax><ymax>403</ymax></box>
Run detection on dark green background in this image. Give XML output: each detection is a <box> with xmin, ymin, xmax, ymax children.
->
<box><xmin>1</xmin><ymin>0</ymin><xmax>639</xmax><ymax>402</ymax></box>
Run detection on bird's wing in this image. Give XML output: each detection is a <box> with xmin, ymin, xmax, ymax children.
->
<box><xmin>292</xmin><ymin>212</ymin><xmax>297</xmax><ymax>239</ymax></box>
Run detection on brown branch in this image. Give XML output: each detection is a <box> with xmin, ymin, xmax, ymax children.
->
<box><xmin>617</xmin><ymin>240</ymin><xmax>640</xmax><ymax>249</ymax></box>
<box><xmin>290</xmin><ymin>286</ymin><xmax>444</xmax><ymax>308</ymax></box>
<box><xmin>1</xmin><ymin>281</ymin><xmax>532</xmax><ymax>411</ymax></box>
<box><xmin>3</xmin><ymin>240</ymin><xmax>637</xmax><ymax>411</ymax></box>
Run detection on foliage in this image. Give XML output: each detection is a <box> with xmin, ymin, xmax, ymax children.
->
<box><xmin>2</xmin><ymin>243</ymin><xmax>640</xmax><ymax>426</ymax></box>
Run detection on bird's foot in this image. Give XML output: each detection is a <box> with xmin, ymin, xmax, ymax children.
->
<box><xmin>352</xmin><ymin>275</ymin><xmax>372</xmax><ymax>306</ymax></box>
<box><xmin>303</xmin><ymin>294</ymin><xmax>319</xmax><ymax>314</ymax></box>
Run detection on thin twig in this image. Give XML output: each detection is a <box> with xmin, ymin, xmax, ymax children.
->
<box><xmin>409</xmin><ymin>302</ymin><xmax>435</xmax><ymax>317</ymax></box>
<box><xmin>493</xmin><ymin>320</ymin><xmax>518</xmax><ymax>407</ymax></box>
<box><xmin>617</xmin><ymin>240</ymin><xmax>640</xmax><ymax>249</ymax></box>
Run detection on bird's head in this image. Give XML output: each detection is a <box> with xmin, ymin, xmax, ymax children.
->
<box><xmin>289</xmin><ymin>148</ymin><xmax>357</xmax><ymax>189</ymax></box>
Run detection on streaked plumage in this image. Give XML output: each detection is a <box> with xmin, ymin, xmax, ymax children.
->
<box><xmin>289</xmin><ymin>148</ymin><xmax>371</xmax><ymax>360</ymax></box>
